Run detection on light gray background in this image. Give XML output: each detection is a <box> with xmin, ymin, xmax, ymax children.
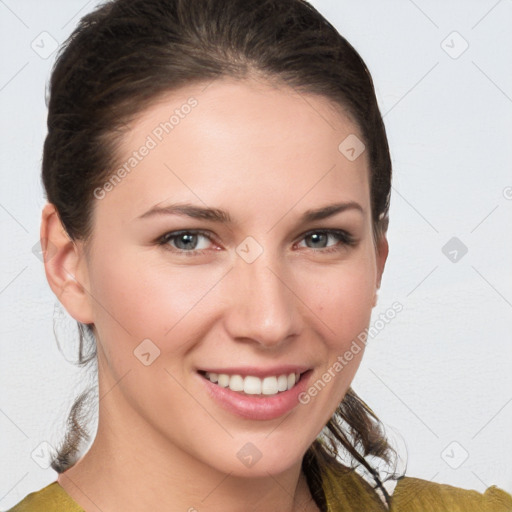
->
<box><xmin>1</xmin><ymin>0</ymin><xmax>511</xmax><ymax>509</ymax></box>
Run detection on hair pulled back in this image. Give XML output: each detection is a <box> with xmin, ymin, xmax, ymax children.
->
<box><xmin>42</xmin><ymin>0</ymin><xmax>399</xmax><ymax>508</ymax></box>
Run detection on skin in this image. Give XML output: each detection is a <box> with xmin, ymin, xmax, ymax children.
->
<box><xmin>42</xmin><ymin>76</ymin><xmax>388</xmax><ymax>512</ymax></box>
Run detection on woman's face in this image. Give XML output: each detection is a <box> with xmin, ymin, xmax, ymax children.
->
<box><xmin>74</xmin><ymin>77</ymin><xmax>387</xmax><ymax>477</ymax></box>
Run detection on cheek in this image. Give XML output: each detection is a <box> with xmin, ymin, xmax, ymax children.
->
<box><xmin>305</xmin><ymin>257</ymin><xmax>377</xmax><ymax>345</ymax></box>
<box><xmin>294</xmin><ymin>254</ymin><xmax>376</xmax><ymax>410</ymax></box>
<box><xmin>86</xmin><ymin>248</ymin><xmax>225</xmax><ymax>358</ymax></box>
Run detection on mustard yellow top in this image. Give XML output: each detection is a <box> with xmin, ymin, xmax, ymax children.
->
<box><xmin>7</xmin><ymin>469</ymin><xmax>512</xmax><ymax>511</ymax></box>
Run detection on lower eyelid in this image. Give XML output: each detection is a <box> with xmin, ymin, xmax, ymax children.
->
<box><xmin>158</xmin><ymin>229</ymin><xmax>355</xmax><ymax>253</ymax></box>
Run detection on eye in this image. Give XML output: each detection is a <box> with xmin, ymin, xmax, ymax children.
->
<box><xmin>157</xmin><ymin>230</ymin><xmax>216</xmax><ymax>253</ymax></box>
<box><xmin>156</xmin><ymin>228</ymin><xmax>356</xmax><ymax>256</ymax></box>
<box><xmin>296</xmin><ymin>229</ymin><xmax>355</xmax><ymax>251</ymax></box>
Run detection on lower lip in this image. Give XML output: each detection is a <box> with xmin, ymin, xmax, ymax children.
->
<box><xmin>198</xmin><ymin>371</ymin><xmax>313</xmax><ymax>421</ymax></box>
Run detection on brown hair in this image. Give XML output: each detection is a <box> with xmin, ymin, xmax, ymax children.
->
<box><xmin>43</xmin><ymin>0</ymin><xmax>401</xmax><ymax>508</ymax></box>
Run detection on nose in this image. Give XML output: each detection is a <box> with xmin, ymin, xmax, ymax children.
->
<box><xmin>222</xmin><ymin>251</ymin><xmax>302</xmax><ymax>349</ymax></box>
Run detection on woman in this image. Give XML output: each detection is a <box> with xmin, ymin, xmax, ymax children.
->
<box><xmin>8</xmin><ymin>0</ymin><xmax>512</xmax><ymax>510</ymax></box>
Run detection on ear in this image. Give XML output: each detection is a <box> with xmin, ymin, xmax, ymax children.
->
<box><xmin>373</xmin><ymin>232</ymin><xmax>389</xmax><ymax>307</ymax></box>
<box><xmin>40</xmin><ymin>203</ymin><xmax>94</xmax><ymax>324</ymax></box>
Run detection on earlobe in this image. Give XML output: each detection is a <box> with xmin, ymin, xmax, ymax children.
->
<box><xmin>40</xmin><ymin>203</ymin><xmax>94</xmax><ymax>324</ymax></box>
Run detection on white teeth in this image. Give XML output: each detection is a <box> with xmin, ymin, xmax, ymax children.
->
<box><xmin>277</xmin><ymin>375</ymin><xmax>288</xmax><ymax>391</ymax></box>
<box><xmin>261</xmin><ymin>376</ymin><xmax>278</xmax><ymax>395</ymax></box>
<box><xmin>217</xmin><ymin>374</ymin><xmax>230</xmax><ymax>387</ymax></box>
<box><xmin>204</xmin><ymin>371</ymin><xmax>302</xmax><ymax>395</ymax></box>
<box><xmin>244</xmin><ymin>376</ymin><xmax>261</xmax><ymax>395</ymax></box>
<box><xmin>228</xmin><ymin>374</ymin><xmax>244</xmax><ymax>392</ymax></box>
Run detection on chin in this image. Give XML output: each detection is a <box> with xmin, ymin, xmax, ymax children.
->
<box><xmin>203</xmin><ymin>433</ymin><xmax>313</xmax><ymax>478</ymax></box>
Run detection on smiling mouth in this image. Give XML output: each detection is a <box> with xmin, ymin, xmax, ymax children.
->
<box><xmin>198</xmin><ymin>370</ymin><xmax>308</xmax><ymax>396</ymax></box>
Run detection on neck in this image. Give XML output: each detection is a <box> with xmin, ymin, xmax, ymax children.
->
<box><xmin>57</xmin><ymin>371</ymin><xmax>319</xmax><ymax>512</ymax></box>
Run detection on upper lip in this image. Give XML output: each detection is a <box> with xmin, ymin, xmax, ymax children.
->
<box><xmin>197</xmin><ymin>365</ymin><xmax>311</xmax><ymax>378</ymax></box>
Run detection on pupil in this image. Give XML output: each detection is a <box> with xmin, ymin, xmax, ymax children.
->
<box><xmin>308</xmin><ymin>233</ymin><xmax>326</xmax><ymax>248</ymax></box>
<box><xmin>176</xmin><ymin>233</ymin><xmax>197</xmax><ymax>250</ymax></box>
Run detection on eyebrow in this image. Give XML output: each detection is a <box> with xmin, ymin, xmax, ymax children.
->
<box><xmin>137</xmin><ymin>201</ymin><xmax>364</xmax><ymax>223</ymax></box>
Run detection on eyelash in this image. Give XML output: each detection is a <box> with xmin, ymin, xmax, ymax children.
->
<box><xmin>156</xmin><ymin>229</ymin><xmax>356</xmax><ymax>256</ymax></box>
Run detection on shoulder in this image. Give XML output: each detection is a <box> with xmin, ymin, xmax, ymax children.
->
<box><xmin>6</xmin><ymin>481</ymin><xmax>84</xmax><ymax>512</ymax></box>
<box><xmin>390</xmin><ymin>476</ymin><xmax>512</xmax><ymax>512</ymax></box>
<box><xmin>320</xmin><ymin>467</ymin><xmax>512</xmax><ymax>512</ymax></box>
<box><xmin>320</xmin><ymin>466</ymin><xmax>392</xmax><ymax>510</ymax></box>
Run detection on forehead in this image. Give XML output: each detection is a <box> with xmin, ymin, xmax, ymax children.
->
<box><xmin>100</xmin><ymin>77</ymin><xmax>370</xmax><ymax>222</ymax></box>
